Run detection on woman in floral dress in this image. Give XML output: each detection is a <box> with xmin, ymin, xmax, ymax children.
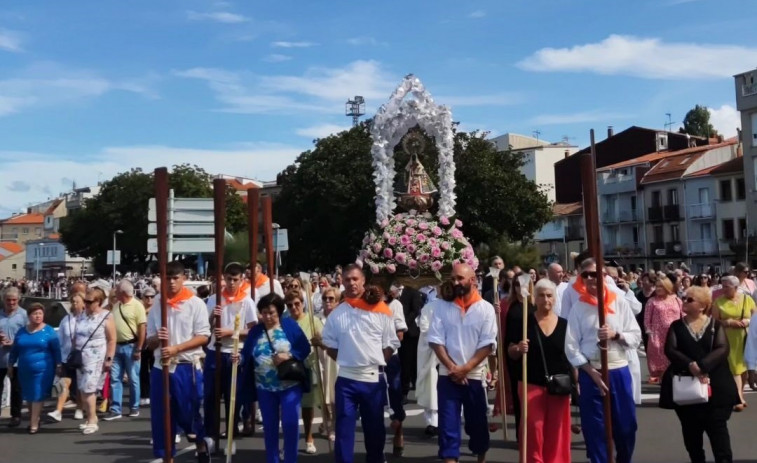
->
<box><xmin>644</xmin><ymin>275</ymin><xmax>683</xmax><ymax>382</ymax></box>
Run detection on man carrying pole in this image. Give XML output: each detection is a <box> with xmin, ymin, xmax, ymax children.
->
<box><xmin>211</xmin><ymin>178</ymin><xmax>226</xmax><ymax>454</ymax></box>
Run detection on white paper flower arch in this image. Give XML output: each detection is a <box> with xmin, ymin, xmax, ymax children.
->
<box><xmin>371</xmin><ymin>74</ymin><xmax>456</xmax><ymax>223</ymax></box>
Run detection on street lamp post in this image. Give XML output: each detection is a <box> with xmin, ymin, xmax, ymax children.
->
<box><xmin>113</xmin><ymin>230</ymin><xmax>123</xmax><ymax>285</ymax></box>
<box><xmin>272</xmin><ymin>223</ymin><xmax>280</xmax><ymax>279</ymax></box>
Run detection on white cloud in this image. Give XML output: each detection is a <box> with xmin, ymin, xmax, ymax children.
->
<box><xmin>347</xmin><ymin>36</ymin><xmax>386</xmax><ymax>46</ymax></box>
<box><xmin>271</xmin><ymin>41</ymin><xmax>317</xmax><ymax>48</ymax></box>
<box><xmin>529</xmin><ymin>110</ymin><xmax>628</xmax><ymax>125</ymax></box>
<box><xmin>187</xmin><ymin>10</ymin><xmax>249</xmax><ymax>23</ymax></box>
<box><xmin>263</xmin><ymin>54</ymin><xmax>292</xmax><ymax>63</ymax></box>
<box><xmin>518</xmin><ymin>35</ymin><xmax>757</xmax><ymax>79</ymax></box>
<box><xmin>469</xmin><ymin>10</ymin><xmax>486</xmax><ymax>18</ymax></box>
<box><xmin>708</xmin><ymin>104</ymin><xmax>741</xmax><ymax>137</ymax></box>
<box><xmin>295</xmin><ymin>124</ymin><xmax>351</xmax><ymax>139</ymax></box>
<box><xmin>0</xmin><ymin>29</ymin><xmax>23</xmax><ymax>52</ymax></box>
<box><xmin>0</xmin><ymin>142</ymin><xmax>303</xmax><ymax>218</ymax></box>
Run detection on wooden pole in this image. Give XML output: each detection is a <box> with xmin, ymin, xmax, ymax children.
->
<box><xmin>154</xmin><ymin>167</ymin><xmax>173</xmax><ymax>463</ymax></box>
<box><xmin>247</xmin><ymin>188</ymin><xmax>260</xmax><ymax>284</ymax></box>
<box><xmin>580</xmin><ymin>129</ymin><xmax>614</xmax><ymax>462</ymax></box>
<box><xmin>212</xmin><ymin>178</ymin><xmax>226</xmax><ymax>453</ymax></box>
<box><xmin>490</xmin><ymin>272</ymin><xmax>509</xmax><ymax>442</ymax></box>
<box><xmin>263</xmin><ymin>197</ymin><xmax>275</xmax><ymax>294</ymax></box>
<box><xmin>517</xmin><ymin>274</ymin><xmax>533</xmax><ymax>463</ymax></box>
<box><xmin>226</xmin><ymin>313</ymin><xmax>241</xmax><ymax>463</ymax></box>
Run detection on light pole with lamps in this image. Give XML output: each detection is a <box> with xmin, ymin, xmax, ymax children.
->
<box><xmin>35</xmin><ymin>242</ymin><xmax>45</xmax><ymax>282</ymax></box>
<box><xmin>112</xmin><ymin>230</ymin><xmax>123</xmax><ymax>285</ymax></box>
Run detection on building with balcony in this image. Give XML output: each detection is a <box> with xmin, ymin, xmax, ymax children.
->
<box><xmin>735</xmin><ymin>69</ymin><xmax>757</xmax><ymax>268</ymax></box>
<box><xmin>64</xmin><ymin>185</ymin><xmax>101</xmax><ymax>211</ymax></box>
<box><xmin>640</xmin><ymin>138</ymin><xmax>740</xmax><ymax>270</ymax></box>
<box><xmin>535</xmin><ymin>202</ymin><xmax>585</xmax><ymax>269</ymax></box>
<box><xmin>0</xmin><ymin>213</ymin><xmax>44</xmax><ymax>244</ymax></box>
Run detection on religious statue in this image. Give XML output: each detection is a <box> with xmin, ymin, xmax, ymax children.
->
<box><xmin>395</xmin><ymin>132</ymin><xmax>437</xmax><ymax>212</ymax></box>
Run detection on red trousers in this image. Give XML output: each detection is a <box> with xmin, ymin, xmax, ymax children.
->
<box><xmin>518</xmin><ymin>382</ymin><xmax>571</xmax><ymax>463</ymax></box>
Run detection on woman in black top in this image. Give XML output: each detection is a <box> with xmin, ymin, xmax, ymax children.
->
<box><xmin>507</xmin><ymin>279</ymin><xmax>573</xmax><ymax>463</ymax></box>
<box><xmin>659</xmin><ymin>286</ymin><xmax>739</xmax><ymax>463</ymax></box>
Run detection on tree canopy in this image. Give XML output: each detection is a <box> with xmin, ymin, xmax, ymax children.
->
<box><xmin>274</xmin><ymin>122</ymin><xmax>552</xmax><ymax>270</ymax></box>
<box><xmin>59</xmin><ymin>164</ymin><xmax>246</xmax><ymax>274</ymax></box>
<box><xmin>679</xmin><ymin>104</ymin><xmax>718</xmax><ymax>138</ymax></box>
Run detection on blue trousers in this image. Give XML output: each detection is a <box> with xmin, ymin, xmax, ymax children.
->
<box><xmin>578</xmin><ymin>366</ymin><xmax>637</xmax><ymax>463</ymax></box>
<box><xmin>437</xmin><ymin>376</ymin><xmax>490</xmax><ymax>460</ymax></box>
<box><xmin>335</xmin><ymin>377</ymin><xmax>387</xmax><ymax>463</ymax></box>
<box><xmin>257</xmin><ymin>386</ymin><xmax>302</xmax><ymax>463</ymax></box>
<box><xmin>203</xmin><ymin>351</ymin><xmax>243</xmax><ymax>438</ymax></box>
<box><xmin>110</xmin><ymin>343</ymin><xmax>140</xmax><ymax>414</ymax></box>
<box><xmin>149</xmin><ymin>365</ymin><xmax>205</xmax><ymax>458</ymax></box>
<box><xmin>385</xmin><ymin>355</ymin><xmax>406</xmax><ymax>422</ymax></box>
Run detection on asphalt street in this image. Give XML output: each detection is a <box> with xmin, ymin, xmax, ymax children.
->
<box><xmin>3</xmin><ymin>359</ymin><xmax>757</xmax><ymax>462</ymax></box>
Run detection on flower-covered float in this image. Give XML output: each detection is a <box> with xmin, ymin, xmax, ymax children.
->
<box><xmin>358</xmin><ymin>75</ymin><xmax>478</xmax><ymax>288</ymax></box>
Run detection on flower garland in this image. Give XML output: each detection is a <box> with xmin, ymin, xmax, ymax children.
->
<box><xmin>358</xmin><ymin>210</ymin><xmax>478</xmax><ymax>279</ymax></box>
<box><xmin>370</xmin><ymin>74</ymin><xmax>456</xmax><ymax>223</ymax></box>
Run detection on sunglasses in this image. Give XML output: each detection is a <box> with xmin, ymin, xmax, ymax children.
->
<box><xmin>144</xmin><ymin>295</ymin><xmax>154</xmax><ymax>299</ymax></box>
<box><xmin>684</xmin><ymin>297</ymin><xmax>696</xmax><ymax>304</ymax></box>
<box><xmin>84</xmin><ymin>299</ymin><xmax>95</xmax><ymax>304</ymax></box>
<box><xmin>581</xmin><ymin>271</ymin><xmax>598</xmax><ymax>280</ymax></box>
<box><xmin>322</xmin><ymin>296</ymin><xmax>335</xmax><ymax>302</ymax></box>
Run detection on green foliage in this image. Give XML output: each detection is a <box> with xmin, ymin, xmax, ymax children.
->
<box><xmin>679</xmin><ymin>104</ymin><xmax>718</xmax><ymax>138</ymax></box>
<box><xmin>59</xmin><ymin>164</ymin><xmax>246</xmax><ymax>274</ymax></box>
<box><xmin>274</xmin><ymin>123</ymin><xmax>553</xmax><ymax>271</ymax></box>
<box><xmin>475</xmin><ymin>239</ymin><xmax>543</xmax><ymax>271</ymax></box>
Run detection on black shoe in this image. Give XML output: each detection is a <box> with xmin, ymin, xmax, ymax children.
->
<box><xmin>425</xmin><ymin>425</ymin><xmax>438</xmax><ymax>437</ymax></box>
<box><xmin>196</xmin><ymin>449</ymin><xmax>211</xmax><ymax>463</ymax></box>
<box><xmin>8</xmin><ymin>417</ymin><xmax>21</xmax><ymax>428</ymax></box>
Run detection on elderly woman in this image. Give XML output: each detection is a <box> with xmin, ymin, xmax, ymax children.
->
<box><xmin>8</xmin><ymin>303</ymin><xmax>62</xmax><ymax>434</ymax></box>
<box><xmin>241</xmin><ymin>293</ymin><xmax>311</xmax><ymax>463</ymax></box>
<box><xmin>76</xmin><ymin>288</ymin><xmax>116</xmax><ymax>434</ymax></box>
<box><xmin>1</xmin><ymin>286</ymin><xmax>28</xmax><ymax>428</ymax></box>
<box><xmin>506</xmin><ymin>279</ymin><xmax>572</xmax><ymax>462</ymax></box>
<box><xmin>660</xmin><ymin>286</ymin><xmax>739</xmax><ymax>463</ymax></box>
<box><xmin>734</xmin><ymin>262</ymin><xmax>756</xmax><ymax>296</ymax></box>
<box><xmin>644</xmin><ymin>276</ymin><xmax>683</xmax><ymax>383</ymax></box>
<box><xmin>313</xmin><ymin>286</ymin><xmax>340</xmax><ymax>441</ymax></box>
<box><xmin>48</xmin><ymin>292</ymin><xmax>86</xmax><ymax>422</ymax></box>
<box><xmin>713</xmin><ymin>275</ymin><xmax>755</xmax><ymax>411</ymax></box>
<box><xmin>285</xmin><ymin>290</ymin><xmax>324</xmax><ymax>454</ymax></box>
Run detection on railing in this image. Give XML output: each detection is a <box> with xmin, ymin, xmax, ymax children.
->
<box><xmin>604</xmin><ymin>242</ymin><xmax>643</xmax><ymax>256</ymax></box>
<box><xmin>648</xmin><ymin>205</ymin><xmax>681</xmax><ymax>221</ymax></box>
<box><xmin>618</xmin><ymin>210</ymin><xmax>639</xmax><ymax>222</ymax></box>
<box><xmin>688</xmin><ymin>203</ymin><xmax>715</xmax><ymax>220</ymax></box>
<box><xmin>601</xmin><ymin>212</ymin><xmax>618</xmax><ymax>224</ymax></box>
<box><xmin>666</xmin><ymin>241</ymin><xmax>684</xmax><ymax>256</ymax></box>
<box><xmin>663</xmin><ymin>205</ymin><xmax>681</xmax><ymax>220</ymax></box>
<box><xmin>687</xmin><ymin>239</ymin><xmax>717</xmax><ymax>255</ymax></box>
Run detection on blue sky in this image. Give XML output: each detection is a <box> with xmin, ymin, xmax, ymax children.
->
<box><xmin>0</xmin><ymin>0</ymin><xmax>755</xmax><ymax>217</ymax></box>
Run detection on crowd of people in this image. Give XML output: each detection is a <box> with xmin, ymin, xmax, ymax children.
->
<box><xmin>1</xmin><ymin>255</ymin><xmax>757</xmax><ymax>462</ymax></box>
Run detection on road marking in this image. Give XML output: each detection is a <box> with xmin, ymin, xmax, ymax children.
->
<box><xmin>148</xmin><ymin>445</ymin><xmax>196</xmax><ymax>463</ymax></box>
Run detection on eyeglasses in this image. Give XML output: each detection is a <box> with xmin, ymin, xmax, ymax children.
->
<box><xmin>144</xmin><ymin>296</ymin><xmax>154</xmax><ymax>299</ymax></box>
<box><xmin>684</xmin><ymin>297</ymin><xmax>697</xmax><ymax>304</ymax></box>
<box><xmin>581</xmin><ymin>271</ymin><xmax>598</xmax><ymax>280</ymax></box>
<box><xmin>322</xmin><ymin>297</ymin><xmax>335</xmax><ymax>302</ymax></box>
<box><xmin>84</xmin><ymin>299</ymin><xmax>95</xmax><ymax>304</ymax></box>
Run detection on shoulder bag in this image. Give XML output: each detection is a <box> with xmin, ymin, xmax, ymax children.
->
<box><xmin>67</xmin><ymin>313</ymin><xmax>110</xmax><ymax>370</ymax></box>
<box><xmin>264</xmin><ymin>326</ymin><xmax>307</xmax><ymax>383</ymax></box>
<box><xmin>672</xmin><ymin>319</ymin><xmax>714</xmax><ymax>406</ymax></box>
<box><xmin>535</xmin><ymin>320</ymin><xmax>572</xmax><ymax>396</ymax></box>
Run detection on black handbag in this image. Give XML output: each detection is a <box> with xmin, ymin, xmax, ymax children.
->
<box><xmin>68</xmin><ymin>313</ymin><xmax>109</xmax><ymax>370</ymax></box>
<box><xmin>535</xmin><ymin>321</ymin><xmax>573</xmax><ymax>396</ymax></box>
<box><xmin>264</xmin><ymin>327</ymin><xmax>307</xmax><ymax>383</ymax></box>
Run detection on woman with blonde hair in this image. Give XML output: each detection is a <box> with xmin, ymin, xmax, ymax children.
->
<box><xmin>644</xmin><ymin>275</ymin><xmax>683</xmax><ymax>383</ymax></box>
<box><xmin>48</xmin><ymin>292</ymin><xmax>86</xmax><ymax>422</ymax></box>
<box><xmin>713</xmin><ymin>275</ymin><xmax>755</xmax><ymax>411</ymax></box>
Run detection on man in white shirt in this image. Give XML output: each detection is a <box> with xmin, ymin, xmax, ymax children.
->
<box><xmin>252</xmin><ymin>262</ymin><xmax>284</xmax><ymax>300</ymax></box>
<box><xmin>203</xmin><ymin>262</ymin><xmax>258</xmax><ymax>451</ymax></box>
<box><xmin>321</xmin><ymin>264</ymin><xmax>400</xmax><ymax>463</ymax></box>
<box><xmin>427</xmin><ymin>264</ymin><xmax>497</xmax><ymax>463</ymax></box>
<box><xmin>145</xmin><ymin>262</ymin><xmax>212</xmax><ymax>463</ymax></box>
<box><xmin>548</xmin><ymin>263</ymin><xmax>567</xmax><ymax>316</ymax></box>
<box><xmin>386</xmin><ymin>284</ymin><xmax>409</xmax><ymax>456</ymax></box>
<box><xmin>564</xmin><ymin>258</ymin><xmax>641</xmax><ymax>463</ymax></box>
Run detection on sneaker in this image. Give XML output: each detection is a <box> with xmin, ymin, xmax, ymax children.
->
<box><xmin>82</xmin><ymin>423</ymin><xmax>99</xmax><ymax>434</ymax></box>
<box><xmin>139</xmin><ymin>398</ymin><xmax>150</xmax><ymax>407</ymax></box>
<box><xmin>224</xmin><ymin>441</ymin><xmax>237</xmax><ymax>456</ymax></box>
<box><xmin>176</xmin><ymin>434</ymin><xmax>181</xmax><ymax>444</ymax></box>
<box><xmin>47</xmin><ymin>410</ymin><xmax>63</xmax><ymax>422</ymax></box>
<box><xmin>255</xmin><ymin>408</ymin><xmax>263</xmax><ymax>424</ymax></box>
<box><xmin>74</xmin><ymin>409</ymin><xmax>84</xmax><ymax>420</ymax></box>
<box><xmin>103</xmin><ymin>412</ymin><xmax>122</xmax><ymax>421</ymax></box>
<box><xmin>306</xmin><ymin>441</ymin><xmax>317</xmax><ymax>454</ymax></box>
<box><xmin>128</xmin><ymin>410</ymin><xmax>140</xmax><ymax>418</ymax></box>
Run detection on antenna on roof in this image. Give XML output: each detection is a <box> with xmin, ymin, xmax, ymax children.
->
<box><xmin>532</xmin><ymin>130</ymin><xmax>541</xmax><ymax>143</ymax></box>
<box><xmin>664</xmin><ymin>113</ymin><xmax>677</xmax><ymax>132</ymax></box>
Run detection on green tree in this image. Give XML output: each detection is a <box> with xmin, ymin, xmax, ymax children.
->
<box><xmin>274</xmin><ymin>123</ymin><xmax>553</xmax><ymax>270</ymax></box>
<box><xmin>59</xmin><ymin>164</ymin><xmax>246</xmax><ymax>274</ymax></box>
<box><xmin>679</xmin><ymin>105</ymin><xmax>718</xmax><ymax>138</ymax></box>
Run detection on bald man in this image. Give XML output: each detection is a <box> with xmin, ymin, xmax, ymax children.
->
<box><xmin>547</xmin><ymin>263</ymin><xmax>567</xmax><ymax>316</ymax></box>
<box><xmin>428</xmin><ymin>264</ymin><xmax>498</xmax><ymax>463</ymax></box>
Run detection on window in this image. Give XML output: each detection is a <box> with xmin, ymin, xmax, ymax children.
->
<box><xmin>671</xmin><ymin>224</ymin><xmax>680</xmax><ymax>242</ymax></box>
<box><xmin>736</xmin><ymin>178</ymin><xmax>746</xmax><ymax>200</ymax></box>
<box><xmin>739</xmin><ymin>218</ymin><xmax>747</xmax><ymax>239</ymax></box>
<box><xmin>632</xmin><ymin>226</ymin><xmax>639</xmax><ymax>245</ymax></box>
<box><xmin>679</xmin><ymin>156</ymin><xmax>691</xmax><ymax>165</ymax></box>
<box><xmin>35</xmin><ymin>228</ymin><xmax>41</xmax><ymax>237</ymax></box>
<box><xmin>651</xmin><ymin>191</ymin><xmax>662</xmax><ymax>207</ymax></box>
<box><xmin>720</xmin><ymin>179</ymin><xmax>733</xmax><ymax>202</ymax></box>
<box><xmin>653</xmin><ymin>225</ymin><xmax>664</xmax><ymax>243</ymax></box>
<box><xmin>22</xmin><ymin>227</ymin><xmax>28</xmax><ymax>234</ymax></box>
<box><xmin>630</xmin><ymin>195</ymin><xmax>637</xmax><ymax>211</ymax></box>
<box><xmin>667</xmin><ymin>188</ymin><xmax>678</xmax><ymax>205</ymax></box>
<box><xmin>701</xmin><ymin>223</ymin><xmax>712</xmax><ymax>240</ymax></box>
<box><xmin>723</xmin><ymin>219</ymin><xmax>735</xmax><ymax>240</ymax></box>
<box><xmin>752</xmin><ymin>112</ymin><xmax>757</xmax><ymax>147</ymax></box>
<box><xmin>11</xmin><ymin>264</ymin><xmax>16</xmax><ymax>270</ymax></box>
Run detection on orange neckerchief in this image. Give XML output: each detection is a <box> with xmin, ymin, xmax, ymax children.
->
<box><xmin>345</xmin><ymin>297</ymin><xmax>393</xmax><ymax>317</ymax></box>
<box><xmin>454</xmin><ymin>288</ymin><xmax>483</xmax><ymax>314</ymax></box>
<box><xmin>167</xmin><ymin>287</ymin><xmax>194</xmax><ymax>311</ymax></box>
<box><xmin>254</xmin><ymin>273</ymin><xmax>269</xmax><ymax>289</ymax></box>
<box><xmin>572</xmin><ymin>277</ymin><xmax>616</xmax><ymax>315</ymax></box>
<box><xmin>222</xmin><ymin>282</ymin><xmax>249</xmax><ymax>305</ymax></box>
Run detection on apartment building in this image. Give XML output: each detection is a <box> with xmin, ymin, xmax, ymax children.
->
<box><xmin>534</xmin><ymin>202</ymin><xmax>585</xmax><ymax>269</ymax></box>
<box><xmin>0</xmin><ymin>213</ymin><xmax>43</xmax><ymax>244</ymax></box>
<box><xmin>735</xmin><ymin>69</ymin><xmax>757</xmax><ymax>268</ymax></box>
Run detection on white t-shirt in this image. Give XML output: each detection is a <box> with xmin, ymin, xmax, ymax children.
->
<box><xmin>205</xmin><ymin>294</ymin><xmax>258</xmax><ymax>353</ymax></box>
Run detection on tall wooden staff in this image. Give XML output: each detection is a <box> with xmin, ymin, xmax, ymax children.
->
<box><xmin>299</xmin><ymin>271</ymin><xmax>332</xmax><ymax>453</ymax></box>
<box><xmin>154</xmin><ymin>167</ymin><xmax>173</xmax><ymax>463</ymax></box>
<box><xmin>489</xmin><ymin>267</ymin><xmax>509</xmax><ymax>442</ymax></box>
<box><xmin>516</xmin><ymin>273</ymin><xmax>533</xmax><ymax>463</ymax></box>
<box><xmin>247</xmin><ymin>188</ymin><xmax>260</xmax><ymax>284</ymax></box>
<box><xmin>263</xmin><ymin>197</ymin><xmax>275</xmax><ymax>294</ymax></box>
<box><xmin>225</xmin><ymin>313</ymin><xmax>242</xmax><ymax>463</ymax></box>
<box><xmin>580</xmin><ymin>129</ymin><xmax>614</xmax><ymax>461</ymax></box>
<box><xmin>212</xmin><ymin>178</ymin><xmax>226</xmax><ymax>453</ymax></box>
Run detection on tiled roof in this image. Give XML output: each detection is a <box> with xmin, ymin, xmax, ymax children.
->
<box><xmin>0</xmin><ymin>213</ymin><xmax>44</xmax><ymax>225</ymax></box>
<box><xmin>0</xmin><ymin>242</ymin><xmax>24</xmax><ymax>254</ymax></box>
<box><xmin>600</xmin><ymin>137</ymin><xmax>738</xmax><ymax>172</ymax></box>
<box><xmin>44</xmin><ymin>199</ymin><xmax>63</xmax><ymax>215</ymax></box>
<box><xmin>639</xmin><ymin>138</ymin><xmax>739</xmax><ymax>185</ymax></box>
<box><xmin>553</xmin><ymin>202</ymin><xmax>583</xmax><ymax>216</ymax></box>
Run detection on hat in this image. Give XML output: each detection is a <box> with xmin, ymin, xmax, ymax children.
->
<box><xmin>143</xmin><ymin>287</ymin><xmax>157</xmax><ymax>297</ymax></box>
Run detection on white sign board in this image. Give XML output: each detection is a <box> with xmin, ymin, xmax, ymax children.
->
<box><xmin>273</xmin><ymin>228</ymin><xmax>289</xmax><ymax>252</ymax></box>
<box><xmin>147</xmin><ymin>238</ymin><xmax>215</xmax><ymax>254</ymax></box>
<box><xmin>148</xmin><ymin>197</ymin><xmax>214</xmax><ymax>222</ymax></box>
<box><xmin>148</xmin><ymin>222</ymin><xmax>215</xmax><ymax>236</ymax></box>
<box><xmin>106</xmin><ymin>250</ymin><xmax>121</xmax><ymax>265</ymax></box>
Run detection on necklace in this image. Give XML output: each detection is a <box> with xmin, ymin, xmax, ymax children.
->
<box><xmin>683</xmin><ymin>316</ymin><xmax>709</xmax><ymax>341</ymax></box>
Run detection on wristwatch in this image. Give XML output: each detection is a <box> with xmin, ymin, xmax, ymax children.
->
<box><xmin>612</xmin><ymin>332</ymin><xmax>621</xmax><ymax>341</ymax></box>
<box><xmin>105</xmin><ymin>356</ymin><xmax>113</xmax><ymax>361</ymax></box>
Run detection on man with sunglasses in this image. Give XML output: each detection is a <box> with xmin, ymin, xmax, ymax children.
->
<box><xmin>565</xmin><ymin>258</ymin><xmax>641</xmax><ymax>463</ymax></box>
<box><xmin>139</xmin><ymin>287</ymin><xmax>156</xmax><ymax>407</ymax></box>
